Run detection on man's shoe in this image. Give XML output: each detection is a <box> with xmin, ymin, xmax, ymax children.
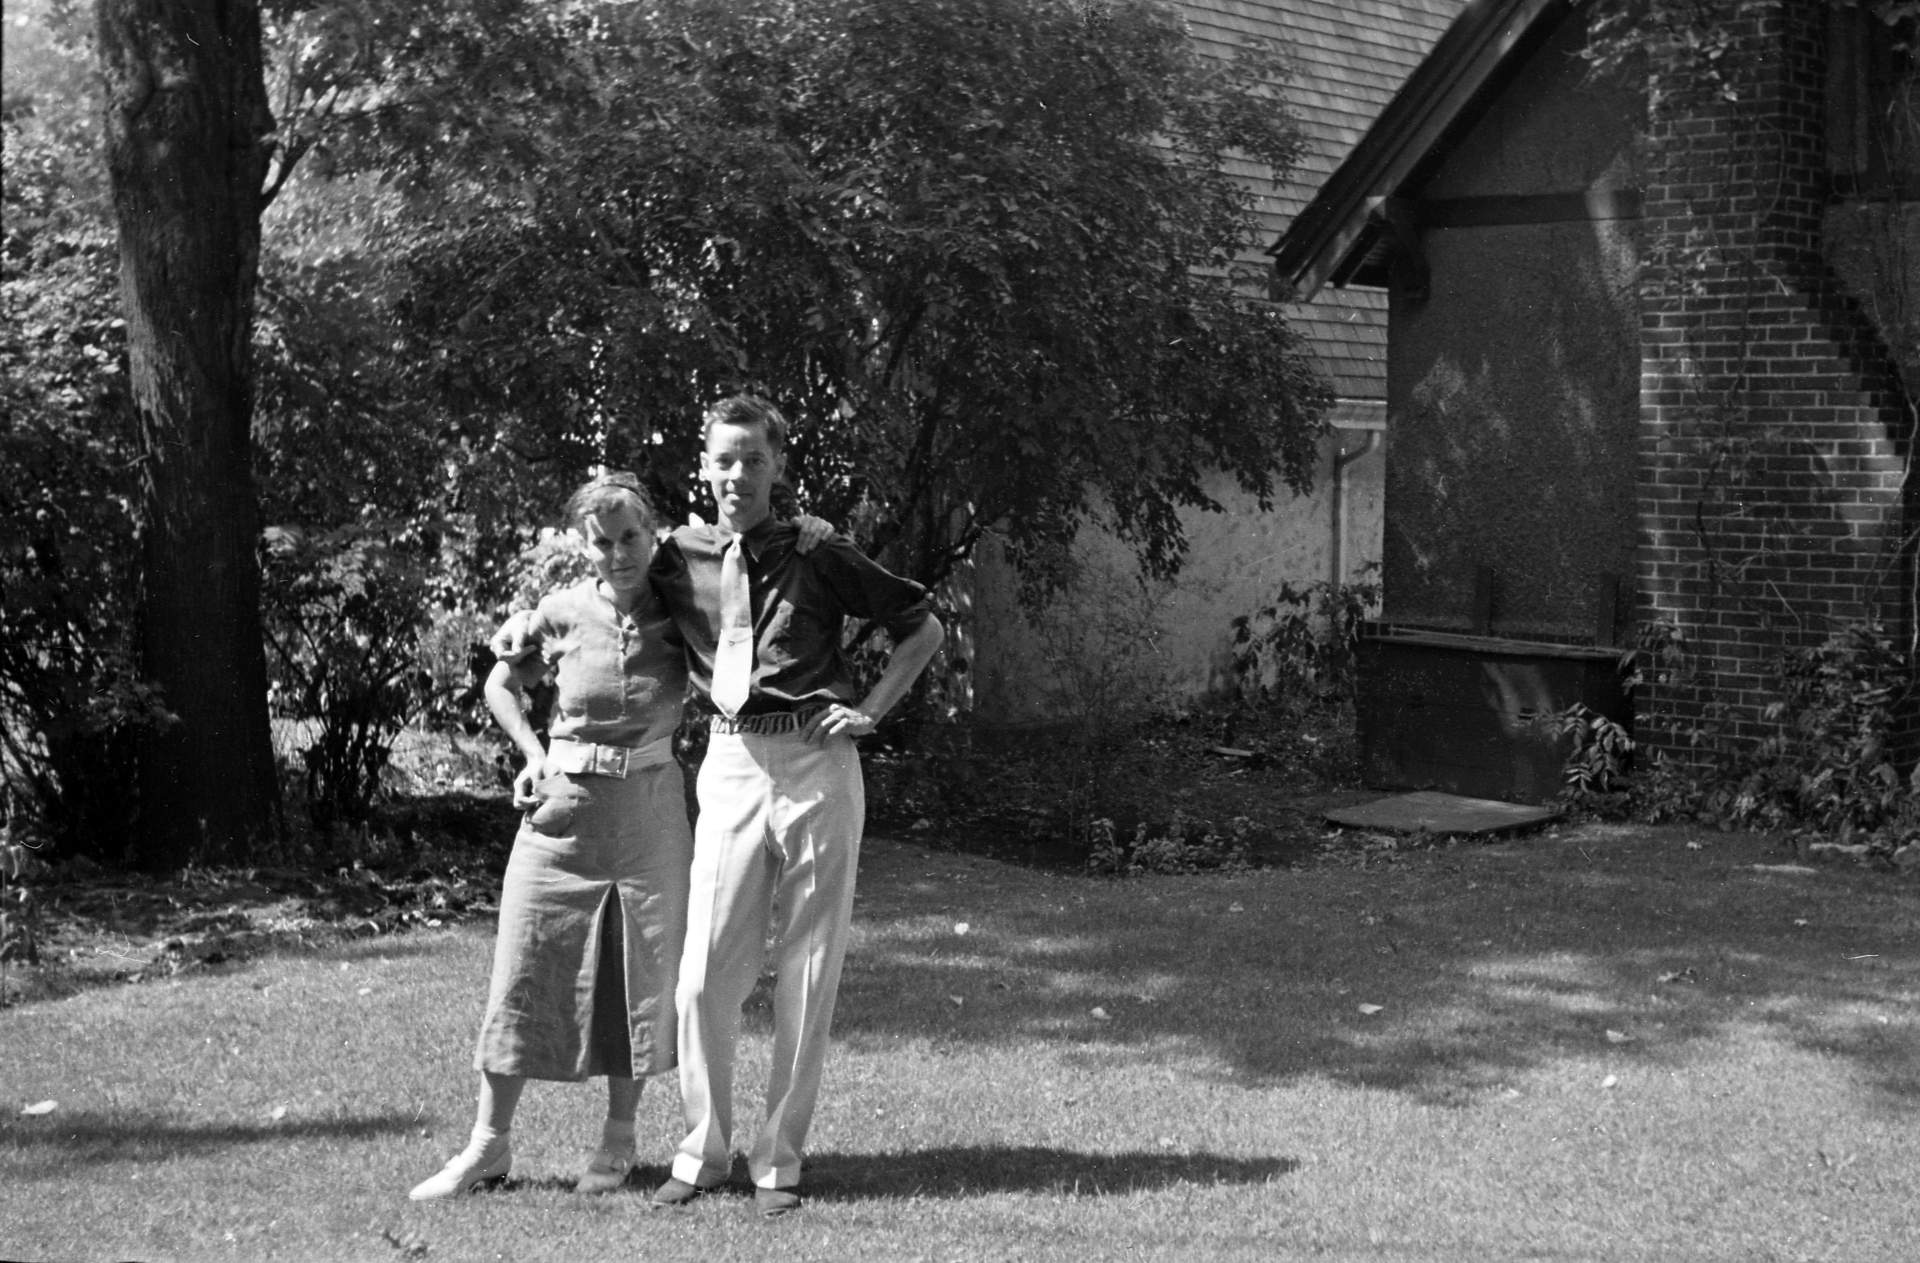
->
<box><xmin>650</xmin><ymin>1176</ymin><xmax>714</xmax><ymax>1208</ymax></box>
<box><xmin>754</xmin><ymin>1185</ymin><xmax>803</xmax><ymax>1218</ymax></box>
<box><xmin>408</xmin><ymin>1143</ymin><xmax>511</xmax><ymax>1200</ymax></box>
<box><xmin>575</xmin><ymin>1148</ymin><xmax>636</xmax><ymax>1195</ymax></box>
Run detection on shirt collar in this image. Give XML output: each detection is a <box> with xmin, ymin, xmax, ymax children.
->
<box><xmin>721</xmin><ymin>516</ymin><xmax>781</xmax><ymax>563</ymax></box>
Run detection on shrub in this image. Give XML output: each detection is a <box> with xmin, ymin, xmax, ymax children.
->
<box><xmin>260</xmin><ymin>523</ymin><xmax>438</xmax><ymax>832</ymax></box>
<box><xmin>1538</xmin><ymin>703</ymin><xmax>1636</xmax><ymax>819</ymax></box>
<box><xmin>1625</xmin><ymin>621</ymin><xmax>1920</xmax><ymax>857</ymax></box>
<box><xmin>413</xmin><ymin>604</ymin><xmax>509</xmax><ymax>738</ymax></box>
<box><xmin>0</xmin><ymin>119</ymin><xmax>170</xmax><ymax>861</ymax></box>
<box><xmin>1227</xmin><ymin>567</ymin><xmax>1381</xmax><ymax>709</ymax></box>
<box><xmin>1730</xmin><ymin>624</ymin><xmax>1918</xmax><ymax>849</ymax></box>
<box><xmin>1086</xmin><ymin>811</ymin><xmax>1255</xmax><ymax>876</ymax></box>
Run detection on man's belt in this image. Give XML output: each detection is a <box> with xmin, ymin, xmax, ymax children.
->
<box><xmin>545</xmin><ymin>735</ymin><xmax>675</xmax><ymax>778</ymax></box>
<box><xmin>709</xmin><ymin>704</ymin><xmax>829</xmax><ymax>736</ymax></box>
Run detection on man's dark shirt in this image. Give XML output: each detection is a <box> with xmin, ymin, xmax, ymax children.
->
<box><xmin>649</xmin><ymin>519</ymin><xmax>933</xmax><ymax>715</ymax></box>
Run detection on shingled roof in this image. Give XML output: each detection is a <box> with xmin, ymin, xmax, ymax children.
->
<box><xmin>1180</xmin><ymin>0</ymin><xmax>1466</xmax><ymax>404</ymax></box>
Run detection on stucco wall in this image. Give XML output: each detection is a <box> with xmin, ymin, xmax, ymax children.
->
<box><xmin>967</xmin><ymin>431</ymin><xmax>1383</xmax><ymax>724</ymax></box>
<box><xmin>1383</xmin><ymin>13</ymin><xmax>1643</xmax><ymax>640</ymax></box>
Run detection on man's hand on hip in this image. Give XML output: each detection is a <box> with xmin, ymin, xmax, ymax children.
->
<box><xmin>802</xmin><ymin>703</ymin><xmax>876</xmax><ymax>745</ymax></box>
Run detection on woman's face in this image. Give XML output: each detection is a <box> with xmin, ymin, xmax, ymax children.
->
<box><xmin>577</xmin><ymin>496</ymin><xmax>654</xmax><ymax>601</ymax></box>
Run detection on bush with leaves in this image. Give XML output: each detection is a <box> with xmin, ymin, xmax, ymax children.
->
<box><xmin>1085</xmin><ymin>811</ymin><xmax>1255</xmax><ymax>876</ymax></box>
<box><xmin>249</xmin><ymin>217</ymin><xmax>575</xmax><ymax>828</ymax></box>
<box><xmin>1536</xmin><ymin>703</ymin><xmax>1637</xmax><ymax>819</ymax></box>
<box><xmin>1725</xmin><ymin>624</ymin><xmax>1919</xmax><ymax>850</ymax></box>
<box><xmin>1227</xmin><ymin>567</ymin><xmax>1382</xmax><ymax>710</ymax></box>
<box><xmin>0</xmin><ymin>116</ymin><xmax>174</xmax><ymax>861</ymax></box>
<box><xmin>1623</xmin><ymin>621</ymin><xmax>1920</xmax><ymax>856</ymax></box>
<box><xmin>260</xmin><ymin>524</ymin><xmax>437</xmax><ymax>832</ymax></box>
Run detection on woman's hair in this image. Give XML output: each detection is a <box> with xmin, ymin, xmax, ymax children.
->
<box><xmin>563</xmin><ymin>470</ymin><xmax>659</xmax><ymax>532</ymax></box>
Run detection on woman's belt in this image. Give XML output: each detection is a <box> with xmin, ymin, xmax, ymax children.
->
<box><xmin>545</xmin><ymin>734</ymin><xmax>675</xmax><ymax>777</ymax></box>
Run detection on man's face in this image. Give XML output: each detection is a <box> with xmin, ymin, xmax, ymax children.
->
<box><xmin>699</xmin><ymin>419</ymin><xmax>784</xmax><ymax>532</ymax></box>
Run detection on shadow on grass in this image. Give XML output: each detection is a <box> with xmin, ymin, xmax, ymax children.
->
<box><xmin>835</xmin><ymin>831</ymin><xmax>1920</xmax><ymax>1110</ymax></box>
<box><xmin>807</xmin><ymin>1145</ymin><xmax>1297</xmax><ymax>1199</ymax></box>
<box><xmin>400</xmin><ymin>1148</ymin><xmax>1295</xmax><ymax>1203</ymax></box>
<box><xmin>2</xmin><ymin>1110</ymin><xmax>420</xmax><ymax>1164</ymax></box>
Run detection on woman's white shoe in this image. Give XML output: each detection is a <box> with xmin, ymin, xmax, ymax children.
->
<box><xmin>408</xmin><ymin>1143</ymin><xmax>512</xmax><ymax>1200</ymax></box>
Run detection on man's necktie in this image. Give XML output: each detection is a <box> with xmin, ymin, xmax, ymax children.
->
<box><xmin>711</xmin><ymin>535</ymin><xmax>752</xmax><ymax>717</ymax></box>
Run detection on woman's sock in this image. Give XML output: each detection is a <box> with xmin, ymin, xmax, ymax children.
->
<box><xmin>599</xmin><ymin>1117</ymin><xmax>636</xmax><ymax>1156</ymax></box>
<box><xmin>468</xmin><ymin>1121</ymin><xmax>510</xmax><ymax>1159</ymax></box>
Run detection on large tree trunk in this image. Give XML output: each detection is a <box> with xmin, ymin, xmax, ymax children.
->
<box><xmin>96</xmin><ymin>0</ymin><xmax>280</xmax><ymax>866</ymax></box>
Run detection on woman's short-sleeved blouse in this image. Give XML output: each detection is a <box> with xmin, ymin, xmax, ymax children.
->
<box><xmin>525</xmin><ymin>578</ymin><xmax>687</xmax><ymax>749</ymax></box>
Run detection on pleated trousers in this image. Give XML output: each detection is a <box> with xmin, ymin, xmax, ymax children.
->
<box><xmin>670</xmin><ymin>728</ymin><xmax>864</xmax><ymax>1191</ymax></box>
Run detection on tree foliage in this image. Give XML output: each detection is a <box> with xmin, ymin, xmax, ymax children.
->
<box><xmin>0</xmin><ymin>105</ymin><xmax>162</xmax><ymax>860</ymax></box>
<box><xmin>1</xmin><ymin>0</ymin><xmax>603</xmax><ymax>848</ymax></box>
<box><xmin>6</xmin><ymin>0</ymin><xmax>1330</xmax><ymax>854</ymax></box>
<box><xmin>1575</xmin><ymin>0</ymin><xmax>1919</xmax><ymax>111</ymax></box>
<box><xmin>382</xmin><ymin>0</ymin><xmax>1330</xmax><ymax>593</ymax></box>
<box><xmin>252</xmin><ymin>0</ymin><xmax>1330</xmax><ymax>600</ymax></box>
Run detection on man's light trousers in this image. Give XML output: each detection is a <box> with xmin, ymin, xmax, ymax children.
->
<box><xmin>670</xmin><ymin>728</ymin><xmax>864</xmax><ymax>1191</ymax></box>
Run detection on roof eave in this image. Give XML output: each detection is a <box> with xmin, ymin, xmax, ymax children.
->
<box><xmin>1269</xmin><ymin>0</ymin><xmax>1570</xmax><ymax>302</ymax></box>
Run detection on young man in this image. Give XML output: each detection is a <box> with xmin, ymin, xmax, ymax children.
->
<box><xmin>647</xmin><ymin>395</ymin><xmax>943</xmax><ymax>1216</ymax></box>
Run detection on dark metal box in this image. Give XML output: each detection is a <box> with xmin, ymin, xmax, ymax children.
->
<box><xmin>1356</xmin><ymin>628</ymin><xmax>1630</xmax><ymax>805</ymax></box>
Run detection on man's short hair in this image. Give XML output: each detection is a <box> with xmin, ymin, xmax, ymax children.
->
<box><xmin>701</xmin><ymin>393</ymin><xmax>789</xmax><ymax>452</ymax></box>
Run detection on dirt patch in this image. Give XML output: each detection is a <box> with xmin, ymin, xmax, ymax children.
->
<box><xmin>3</xmin><ymin>860</ymin><xmax>505</xmax><ymax>1005</ymax></box>
<box><xmin>2</xmin><ymin>792</ymin><xmax>517</xmax><ymax>1006</ymax></box>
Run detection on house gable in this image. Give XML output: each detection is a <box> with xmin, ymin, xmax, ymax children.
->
<box><xmin>1269</xmin><ymin>0</ymin><xmax>1917</xmax><ymax>798</ymax></box>
<box><xmin>1268</xmin><ymin>0</ymin><xmax>1569</xmax><ymax>300</ymax></box>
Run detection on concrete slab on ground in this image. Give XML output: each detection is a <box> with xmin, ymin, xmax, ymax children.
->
<box><xmin>1324</xmin><ymin>790</ymin><xmax>1558</xmax><ymax>837</ymax></box>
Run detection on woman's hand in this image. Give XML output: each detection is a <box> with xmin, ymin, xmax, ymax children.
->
<box><xmin>793</xmin><ymin>514</ymin><xmax>836</xmax><ymax>554</ymax></box>
<box><xmin>511</xmin><ymin>753</ymin><xmax>551</xmax><ymax>809</ymax></box>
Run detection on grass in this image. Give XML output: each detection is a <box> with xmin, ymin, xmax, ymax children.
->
<box><xmin>3</xmin><ymin>820</ymin><xmax>1917</xmax><ymax>1261</ymax></box>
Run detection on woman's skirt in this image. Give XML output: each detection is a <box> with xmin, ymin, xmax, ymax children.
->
<box><xmin>474</xmin><ymin>762</ymin><xmax>693</xmax><ymax>1080</ymax></box>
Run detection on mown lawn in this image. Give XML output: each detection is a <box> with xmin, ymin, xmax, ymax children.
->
<box><xmin>3</xmin><ymin>821</ymin><xmax>1917</xmax><ymax>1261</ymax></box>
